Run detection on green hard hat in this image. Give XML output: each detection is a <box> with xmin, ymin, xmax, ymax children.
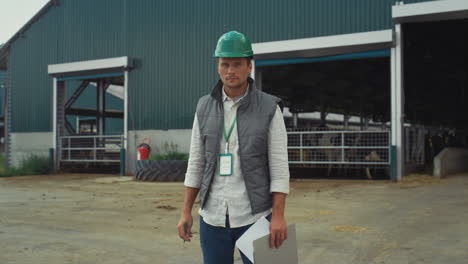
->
<box><xmin>214</xmin><ymin>31</ymin><xmax>253</xmax><ymax>57</ymax></box>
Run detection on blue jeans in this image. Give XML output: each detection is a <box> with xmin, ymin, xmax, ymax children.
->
<box><xmin>200</xmin><ymin>215</ymin><xmax>259</xmax><ymax>264</ymax></box>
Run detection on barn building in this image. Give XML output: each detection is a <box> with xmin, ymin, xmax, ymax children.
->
<box><xmin>1</xmin><ymin>0</ymin><xmax>467</xmax><ymax>179</ymax></box>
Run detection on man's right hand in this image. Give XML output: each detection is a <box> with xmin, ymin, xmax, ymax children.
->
<box><xmin>177</xmin><ymin>214</ymin><xmax>193</xmax><ymax>242</ymax></box>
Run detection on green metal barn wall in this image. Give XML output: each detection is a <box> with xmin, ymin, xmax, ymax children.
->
<box><xmin>8</xmin><ymin>0</ymin><xmax>432</xmax><ymax>132</ymax></box>
<box><xmin>0</xmin><ymin>70</ymin><xmax>5</xmax><ymax>116</ymax></box>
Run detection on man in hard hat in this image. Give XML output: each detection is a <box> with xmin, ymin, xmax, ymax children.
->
<box><xmin>177</xmin><ymin>31</ymin><xmax>290</xmax><ymax>264</ymax></box>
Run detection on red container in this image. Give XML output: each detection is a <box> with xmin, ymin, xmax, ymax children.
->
<box><xmin>137</xmin><ymin>138</ymin><xmax>151</xmax><ymax>160</ymax></box>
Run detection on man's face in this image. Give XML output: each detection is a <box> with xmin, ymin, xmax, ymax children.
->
<box><xmin>217</xmin><ymin>57</ymin><xmax>252</xmax><ymax>89</ymax></box>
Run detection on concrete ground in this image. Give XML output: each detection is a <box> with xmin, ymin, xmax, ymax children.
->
<box><xmin>0</xmin><ymin>173</ymin><xmax>467</xmax><ymax>264</ymax></box>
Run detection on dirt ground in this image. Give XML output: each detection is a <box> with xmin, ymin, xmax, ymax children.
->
<box><xmin>1</xmin><ymin>173</ymin><xmax>467</xmax><ymax>264</ymax></box>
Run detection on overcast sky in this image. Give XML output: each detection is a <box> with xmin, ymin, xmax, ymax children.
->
<box><xmin>0</xmin><ymin>0</ymin><xmax>50</xmax><ymax>44</ymax></box>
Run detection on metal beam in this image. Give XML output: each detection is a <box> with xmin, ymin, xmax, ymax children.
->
<box><xmin>48</xmin><ymin>57</ymin><xmax>132</xmax><ymax>76</ymax></box>
<box><xmin>252</xmin><ymin>30</ymin><xmax>393</xmax><ymax>60</ymax></box>
<box><xmin>65</xmin><ymin>119</ymin><xmax>76</xmax><ymax>135</ymax></box>
<box><xmin>64</xmin><ymin>80</ymin><xmax>89</xmax><ymax>109</ymax></box>
<box><xmin>256</xmin><ymin>49</ymin><xmax>390</xmax><ymax>67</ymax></box>
<box><xmin>65</xmin><ymin>107</ymin><xmax>123</xmax><ymax>118</ymax></box>
<box><xmin>393</xmin><ymin>0</ymin><xmax>468</xmax><ymax>24</ymax></box>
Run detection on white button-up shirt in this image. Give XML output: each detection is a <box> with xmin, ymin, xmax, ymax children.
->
<box><xmin>184</xmin><ymin>86</ymin><xmax>290</xmax><ymax>228</ymax></box>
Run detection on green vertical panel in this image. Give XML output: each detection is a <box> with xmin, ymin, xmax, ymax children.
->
<box><xmin>9</xmin><ymin>3</ymin><xmax>61</xmax><ymax>132</ymax></box>
<box><xmin>57</xmin><ymin>0</ymin><xmax>125</xmax><ymax>63</ymax></box>
<box><xmin>0</xmin><ymin>70</ymin><xmax>5</xmax><ymax>117</ymax></box>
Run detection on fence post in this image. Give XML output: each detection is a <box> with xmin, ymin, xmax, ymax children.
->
<box><xmin>390</xmin><ymin>145</ymin><xmax>397</xmax><ymax>181</ymax></box>
<box><xmin>49</xmin><ymin>148</ymin><xmax>55</xmax><ymax>173</ymax></box>
<box><xmin>120</xmin><ymin>148</ymin><xmax>126</xmax><ymax>176</ymax></box>
<box><xmin>341</xmin><ymin>132</ymin><xmax>345</xmax><ymax>162</ymax></box>
<box><xmin>68</xmin><ymin>137</ymin><xmax>71</xmax><ymax>161</ymax></box>
<box><xmin>94</xmin><ymin>137</ymin><xmax>97</xmax><ymax>161</ymax></box>
<box><xmin>299</xmin><ymin>133</ymin><xmax>303</xmax><ymax>162</ymax></box>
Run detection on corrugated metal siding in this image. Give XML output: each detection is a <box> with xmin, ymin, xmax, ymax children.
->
<box><xmin>9</xmin><ymin>3</ymin><xmax>61</xmax><ymax>132</ymax></box>
<box><xmin>57</xmin><ymin>0</ymin><xmax>126</xmax><ymax>63</ymax></box>
<box><xmin>9</xmin><ymin>0</ymin><xmax>433</xmax><ymax>132</ymax></box>
<box><xmin>0</xmin><ymin>70</ymin><xmax>5</xmax><ymax>116</ymax></box>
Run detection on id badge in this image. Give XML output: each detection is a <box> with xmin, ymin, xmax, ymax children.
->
<box><xmin>219</xmin><ymin>153</ymin><xmax>233</xmax><ymax>176</ymax></box>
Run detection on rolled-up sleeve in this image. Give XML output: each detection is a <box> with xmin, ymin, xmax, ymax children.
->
<box><xmin>268</xmin><ymin>106</ymin><xmax>290</xmax><ymax>194</ymax></box>
<box><xmin>184</xmin><ymin>114</ymin><xmax>205</xmax><ymax>188</ymax></box>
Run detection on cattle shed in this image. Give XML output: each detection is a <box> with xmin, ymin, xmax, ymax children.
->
<box><xmin>0</xmin><ymin>0</ymin><xmax>467</xmax><ymax>179</ymax></box>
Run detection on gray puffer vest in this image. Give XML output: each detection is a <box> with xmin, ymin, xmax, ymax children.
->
<box><xmin>196</xmin><ymin>77</ymin><xmax>282</xmax><ymax>214</ymax></box>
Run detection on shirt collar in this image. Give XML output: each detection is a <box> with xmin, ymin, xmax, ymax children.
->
<box><xmin>222</xmin><ymin>84</ymin><xmax>250</xmax><ymax>103</ymax></box>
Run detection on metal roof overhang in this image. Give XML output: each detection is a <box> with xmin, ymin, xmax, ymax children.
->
<box><xmin>252</xmin><ymin>30</ymin><xmax>393</xmax><ymax>61</ymax></box>
<box><xmin>48</xmin><ymin>57</ymin><xmax>133</xmax><ymax>78</ymax></box>
<box><xmin>392</xmin><ymin>0</ymin><xmax>468</xmax><ymax>24</ymax></box>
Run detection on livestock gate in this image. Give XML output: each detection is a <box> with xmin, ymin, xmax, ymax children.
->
<box><xmin>286</xmin><ymin>126</ymin><xmax>427</xmax><ymax>179</ymax></box>
<box><xmin>287</xmin><ymin>129</ymin><xmax>390</xmax><ymax>167</ymax></box>
<box><xmin>59</xmin><ymin>135</ymin><xmax>124</xmax><ymax>164</ymax></box>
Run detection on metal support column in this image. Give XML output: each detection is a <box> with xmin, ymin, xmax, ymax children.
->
<box><xmin>364</xmin><ymin>117</ymin><xmax>370</xmax><ymax>130</ymax></box>
<box><xmin>343</xmin><ymin>114</ymin><xmax>350</xmax><ymax>130</ymax></box>
<box><xmin>96</xmin><ymin>80</ymin><xmax>106</xmax><ymax>136</ymax></box>
<box><xmin>54</xmin><ymin>79</ymin><xmax>66</xmax><ymax>171</ymax></box>
<box><xmin>52</xmin><ymin>78</ymin><xmax>57</xmax><ymax>170</ymax></box>
<box><xmin>255</xmin><ymin>66</ymin><xmax>263</xmax><ymax>91</ymax></box>
<box><xmin>124</xmin><ymin>71</ymin><xmax>129</xmax><ymax>175</ymax></box>
<box><xmin>320</xmin><ymin>111</ymin><xmax>327</xmax><ymax>127</ymax></box>
<box><xmin>251</xmin><ymin>60</ymin><xmax>255</xmax><ymax>80</ymax></box>
<box><xmin>392</xmin><ymin>24</ymin><xmax>404</xmax><ymax>181</ymax></box>
<box><xmin>293</xmin><ymin>113</ymin><xmax>298</xmax><ymax>128</ymax></box>
<box><xmin>4</xmin><ymin>57</ymin><xmax>12</xmax><ymax>167</ymax></box>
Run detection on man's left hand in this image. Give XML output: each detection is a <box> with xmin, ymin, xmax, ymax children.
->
<box><xmin>269</xmin><ymin>215</ymin><xmax>288</xmax><ymax>248</ymax></box>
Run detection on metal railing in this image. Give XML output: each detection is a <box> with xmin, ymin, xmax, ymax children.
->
<box><xmin>59</xmin><ymin>135</ymin><xmax>123</xmax><ymax>162</ymax></box>
<box><xmin>287</xmin><ymin>130</ymin><xmax>391</xmax><ymax>167</ymax></box>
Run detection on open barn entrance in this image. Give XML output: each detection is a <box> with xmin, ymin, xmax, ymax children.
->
<box><xmin>48</xmin><ymin>57</ymin><xmax>131</xmax><ymax>174</ymax></box>
<box><xmin>402</xmin><ymin>18</ymin><xmax>468</xmax><ymax>175</ymax></box>
<box><xmin>390</xmin><ymin>0</ymin><xmax>468</xmax><ymax>178</ymax></box>
<box><xmin>257</xmin><ymin>53</ymin><xmax>391</xmax><ymax>179</ymax></box>
<box><xmin>252</xmin><ymin>30</ymin><xmax>394</xmax><ymax>179</ymax></box>
<box><xmin>56</xmin><ymin>75</ymin><xmax>124</xmax><ymax>173</ymax></box>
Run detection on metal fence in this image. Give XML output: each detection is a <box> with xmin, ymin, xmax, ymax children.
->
<box><xmin>404</xmin><ymin>127</ymin><xmax>426</xmax><ymax>165</ymax></box>
<box><xmin>287</xmin><ymin>129</ymin><xmax>390</xmax><ymax>167</ymax></box>
<box><xmin>59</xmin><ymin>135</ymin><xmax>123</xmax><ymax>162</ymax></box>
